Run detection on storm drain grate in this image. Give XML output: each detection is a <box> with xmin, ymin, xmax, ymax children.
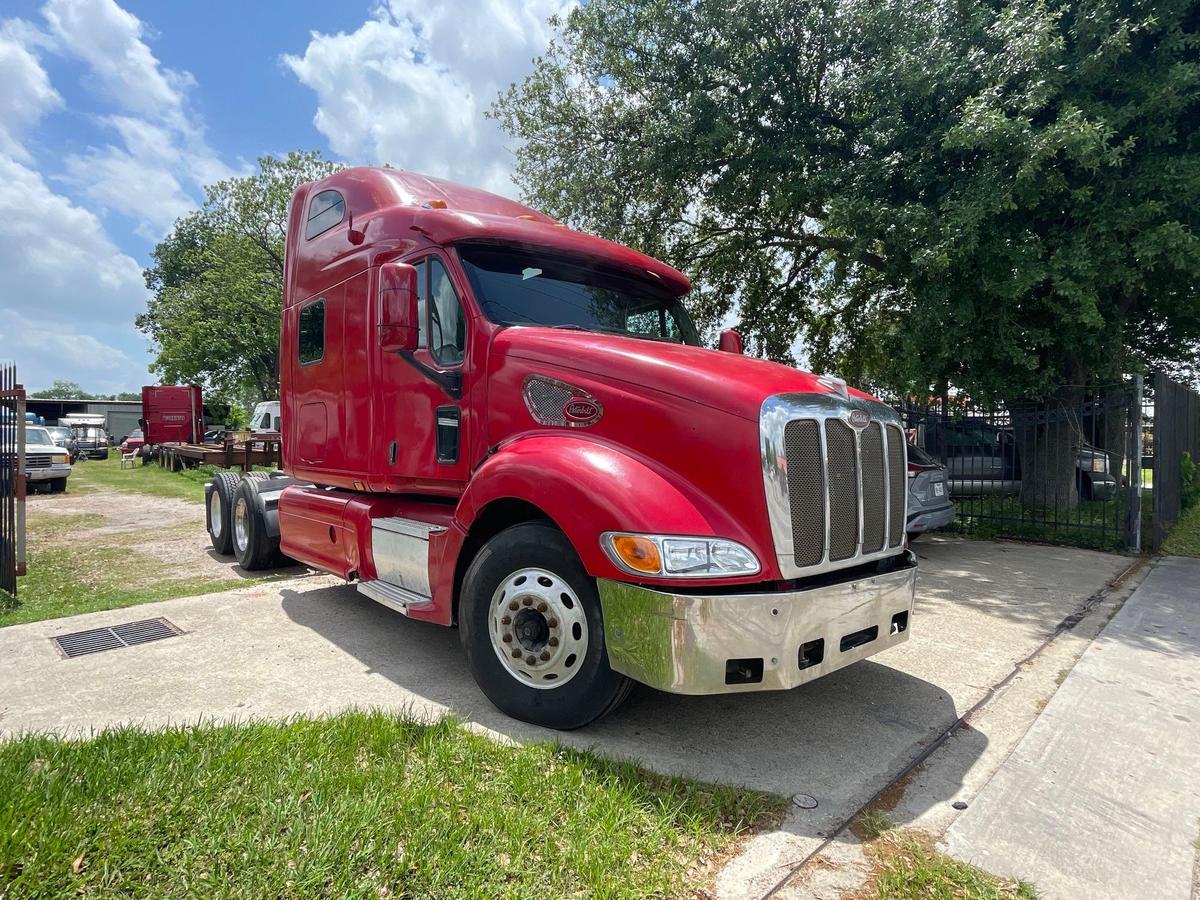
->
<box><xmin>52</xmin><ymin>618</ymin><xmax>183</xmax><ymax>658</ymax></box>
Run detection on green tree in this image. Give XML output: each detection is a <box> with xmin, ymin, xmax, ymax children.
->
<box><xmin>34</xmin><ymin>380</ymin><xmax>96</xmax><ymax>400</ymax></box>
<box><xmin>493</xmin><ymin>0</ymin><xmax>1200</xmax><ymax>506</ymax></box>
<box><xmin>138</xmin><ymin>151</ymin><xmax>343</xmax><ymax>403</ymax></box>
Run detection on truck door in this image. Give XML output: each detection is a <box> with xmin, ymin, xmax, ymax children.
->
<box><xmin>370</xmin><ymin>251</ymin><xmax>473</xmax><ymax>494</ymax></box>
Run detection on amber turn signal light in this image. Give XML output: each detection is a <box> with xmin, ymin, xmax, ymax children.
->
<box><xmin>610</xmin><ymin>535</ymin><xmax>662</xmax><ymax>575</ymax></box>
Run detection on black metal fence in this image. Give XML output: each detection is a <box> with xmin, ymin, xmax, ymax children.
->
<box><xmin>1</xmin><ymin>362</ymin><xmax>27</xmax><ymax>599</ymax></box>
<box><xmin>892</xmin><ymin>382</ymin><xmax>1144</xmax><ymax>551</ymax></box>
<box><xmin>1151</xmin><ymin>374</ymin><xmax>1200</xmax><ymax>548</ymax></box>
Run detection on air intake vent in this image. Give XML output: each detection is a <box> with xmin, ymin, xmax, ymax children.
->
<box><xmin>52</xmin><ymin>618</ymin><xmax>182</xmax><ymax>658</ymax></box>
<box><xmin>522</xmin><ymin>375</ymin><xmax>603</xmax><ymax>427</ymax></box>
<box><xmin>824</xmin><ymin>419</ymin><xmax>859</xmax><ymax>561</ymax></box>
<box><xmin>784</xmin><ymin>420</ymin><xmax>824</xmax><ymax>567</ymax></box>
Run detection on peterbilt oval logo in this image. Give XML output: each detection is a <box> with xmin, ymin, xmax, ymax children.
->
<box><xmin>563</xmin><ymin>399</ymin><xmax>601</xmax><ymax>424</ymax></box>
<box><xmin>848</xmin><ymin>409</ymin><xmax>871</xmax><ymax>429</ymax></box>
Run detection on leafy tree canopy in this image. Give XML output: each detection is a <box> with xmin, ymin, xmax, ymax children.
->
<box><xmin>492</xmin><ymin>0</ymin><xmax>1200</xmax><ymax>400</ymax></box>
<box><xmin>138</xmin><ymin>151</ymin><xmax>343</xmax><ymax>404</ymax></box>
<box><xmin>32</xmin><ymin>380</ymin><xmax>138</xmax><ymax>401</ymax></box>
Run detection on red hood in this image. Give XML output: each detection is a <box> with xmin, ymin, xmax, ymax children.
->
<box><xmin>495</xmin><ymin>326</ymin><xmax>872</xmax><ymax>421</ymax></box>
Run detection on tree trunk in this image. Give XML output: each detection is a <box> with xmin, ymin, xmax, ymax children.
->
<box><xmin>1013</xmin><ymin>385</ymin><xmax>1083</xmax><ymax>510</ymax></box>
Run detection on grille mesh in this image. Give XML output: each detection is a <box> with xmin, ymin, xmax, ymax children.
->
<box><xmin>825</xmin><ymin>420</ymin><xmax>859</xmax><ymax>561</ymax></box>
<box><xmin>784</xmin><ymin>420</ymin><xmax>824</xmax><ymax>567</ymax></box>
<box><xmin>886</xmin><ymin>425</ymin><xmax>906</xmax><ymax>546</ymax></box>
<box><xmin>860</xmin><ymin>422</ymin><xmax>886</xmax><ymax>554</ymax></box>
<box><xmin>523</xmin><ymin>376</ymin><xmax>574</xmax><ymax>425</ymax></box>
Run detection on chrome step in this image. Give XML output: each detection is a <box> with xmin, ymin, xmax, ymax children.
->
<box><xmin>357</xmin><ymin>579</ymin><xmax>434</xmax><ymax>616</ymax></box>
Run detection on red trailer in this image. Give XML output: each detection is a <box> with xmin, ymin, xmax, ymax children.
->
<box><xmin>140</xmin><ymin>385</ymin><xmax>203</xmax><ymax>460</ymax></box>
<box><xmin>204</xmin><ymin>168</ymin><xmax>916</xmax><ymax>729</ymax></box>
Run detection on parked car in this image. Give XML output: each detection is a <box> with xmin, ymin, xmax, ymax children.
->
<box><xmin>44</xmin><ymin>425</ymin><xmax>79</xmax><ymax>462</ymax></box>
<box><xmin>121</xmin><ymin>428</ymin><xmax>146</xmax><ymax>456</ymax></box>
<box><xmin>60</xmin><ymin>415</ymin><xmax>111</xmax><ymax>460</ymax></box>
<box><xmin>918</xmin><ymin>419</ymin><xmax>1117</xmax><ymax>500</ymax></box>
<box><xmin>907</xmin><ymin>443</ymin><xmax>955</xmax><ymax>536</ymax></box>
<box><xmin>8</xmin><ymin>425</ymin><xmax>72</xmax><ymax>492</ymax></box>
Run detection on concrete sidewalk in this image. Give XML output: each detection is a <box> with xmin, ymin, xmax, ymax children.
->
<box><xmin>942</xmin><ymin>556</ymin><xmax>1200</xmax><ymax>899</ymax></box>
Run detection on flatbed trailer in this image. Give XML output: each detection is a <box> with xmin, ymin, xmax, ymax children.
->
<box><xmin>157</xmin><ymin>433</ymin><xmax>281</xmax><ymax>472</ymax></box>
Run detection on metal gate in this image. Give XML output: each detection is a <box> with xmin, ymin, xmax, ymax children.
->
<box><xmin>1</xmin><ymin>362</ymin><xmax>26</xmax><ymax>599</ymax></box>
<box><xmin>1152</xmin><ymin>374</ymin><xmax>1200</xmax><ymax>548</ymax></box>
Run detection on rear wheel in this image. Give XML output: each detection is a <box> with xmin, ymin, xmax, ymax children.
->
<box><xmin>207</xmin><ymin>471</ymin><xmax>241</xmax><ymax>555</ymax></box>
<box><xmin>231</xmin><ymin>479</ymin><xmax>280</xmax><ymax>571</ymax></box>
<box><xmin>459</xmin><ymin>522</ymin><xmax>631</xmax><ymax>730</ymax></box>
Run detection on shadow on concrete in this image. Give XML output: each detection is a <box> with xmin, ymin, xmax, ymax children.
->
<box><xmin>279</xmin><ymin>584</ymin><xmax>986</xmax><ymax>839</ymax></box>
<box><xmin>202</xmin><ymin>549</ymin><xmax>305</xmax><ymax>581</ymax></box>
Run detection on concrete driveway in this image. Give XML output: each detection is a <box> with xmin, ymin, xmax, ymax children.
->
<box><xmin>0</xmin><ymin>536</ymin><xmax>1129</xmax><ymax>891</ymax></box>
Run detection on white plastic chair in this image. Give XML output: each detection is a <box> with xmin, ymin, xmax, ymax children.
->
<box><xmin>120</xmin><ymin>450</ymin><xmax>138</xmax><ymax>469</ymax></box>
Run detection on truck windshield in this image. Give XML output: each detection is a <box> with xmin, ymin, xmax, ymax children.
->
<box><xmin>459</xmin><ymin>244</ymin><xmax>699</xmax><ymax>345</ymax></box>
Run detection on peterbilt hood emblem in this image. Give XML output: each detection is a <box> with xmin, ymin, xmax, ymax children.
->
<box><xmin>522</xmin><ymin>374</ymin><xmax>604</xmax><ymax>427</ymax></box>
<box><xmin>563</xmin><ymin>399</ymin><xmax>601</xmax><ymax>423</ymax></box>
<box><xmin>848</xmin><ymin>409</ymin><xmax>871</xmax><ymax>429</ymax></box>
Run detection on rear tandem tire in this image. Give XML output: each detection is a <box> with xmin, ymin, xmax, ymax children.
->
<box><xmin>207</xmin><ymin>471</ymin><xmax>241</xmax><ymax>555</ymax></box>
<box><xmin>459</xmin><ymin>522</ymin><xmax>632</xmax><ymax>730</ymax></box>
<box><xmin>231</xmin><ymin>478</ymin><xmax>280</xmax><ymax>571</ymax></box>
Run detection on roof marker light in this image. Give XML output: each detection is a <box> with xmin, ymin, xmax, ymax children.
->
<box><xmin>423</xmin><ymin>199</ymin><xmax>447</xmax><ymax>209</ymax></box>
<box><xmin>517</xmin><ymin>214</ymin><xmax>537</xmax><ymax>221</ymax></box>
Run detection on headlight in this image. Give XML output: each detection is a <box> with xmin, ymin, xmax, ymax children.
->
<box><xmin>56</xmin><ymin>453</ymin><xmax>69</xmax><ymax>464</ymax></box>
<box><xmin>602</xmin><ymin>532</ymin><xmax>760</xmax><ymax>578</ymax></box>
<box><xmin>1091</xmin><ymin>457</ymin><xmax>1106</xmax><ymax>473</ymax></box>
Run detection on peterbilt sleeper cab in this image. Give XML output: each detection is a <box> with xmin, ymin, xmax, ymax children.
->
<box><xmin>204</xmin><ymin>168</ymin><xmax>917</xmax><ymax>730</ymax></box>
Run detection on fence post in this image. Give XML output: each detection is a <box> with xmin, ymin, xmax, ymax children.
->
<box><xmin>1125</xmin><ymin>375</ymin><xmax>1143</xmax><ymax>552</ymax></box>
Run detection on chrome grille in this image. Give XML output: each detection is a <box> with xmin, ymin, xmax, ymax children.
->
<box><xmin>762</xmin><ymin>392</ymin><xmax>908</xmax><ymax>578</ymax></box>
<box><xmin>886</xmin><ymin>424</ymin><xmax>906</xmax><ymax>546</ymax></box>
<box><xmin>824</xmin><ymin>420</ymin><xmax>858</xmax><ymax>561</ymax></box>
<box><xmin>783</xmin><ymin>420</ymin><xmax>824</xmax><ymax>567</ymax></box>
<box><xmin>860</xmin><ymin>422</ymin><xmax>887</xmax><ymax>554</ymax></box>
<box><xmin>26</xmin><ymin>454</ymin><xmax>52</xmax><ymax>468</ymax></box>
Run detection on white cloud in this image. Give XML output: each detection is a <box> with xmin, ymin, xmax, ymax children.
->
<box><xmin>41</xmin><ymin>0</ymin><xmax>188</xmax><ymax>126</ymax></box>
<box><xmin>0</xmin><ymin>19</ymin><xmax>62</xmax><ymax>162</ymax></box>
<box><xmin>0</xmin><ymin>157</ymin><xmax>151</xmax><ymax>392</ymax></box>
<box><xmin>36</xmin><ymin>0</ymin><xmax>239</xmax><ymax>240</ymax></box>
<box><xmin>284</xmin><ymin>0</ymin><xmax>572</xmax><ymax>197</ymax></box>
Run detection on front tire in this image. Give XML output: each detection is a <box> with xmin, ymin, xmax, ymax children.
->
<box><xmin>50</xmin><ymin>478</ymin><xmax>67</xmax><ymax>493</ymax></box>
<box><xmin>459</xmin><ymin>522</ymin><xmax>631</xmax><ymax>730</ymax></box>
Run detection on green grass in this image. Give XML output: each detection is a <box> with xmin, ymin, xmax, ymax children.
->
<box><xmin>1162</xmin><ymin>502</ymin><xmax>1200</xmax><ymax>557</ymax></box>
<box><xmin>0</xmin><ymin>501</ymin><xmax>283</xmax><ymax>627</ymax></box>
<box><xmin>866</xmin><ymin>832</ymin><xmax>1036</xmax><ymax>899</ymax></box>
<box><xmin>851</xmin><ymin>809</ymin><xmax>895</xmax><ymax>841</ymax></box>
<box><xmin>0</xmin><ymin>711</ymin><xmax>784</xmax><ymax>899</ymax></box>
<box><xmin>68</xmin><ymin>451</ymin><xmax>235</xmax><ymax>504</ymax></box>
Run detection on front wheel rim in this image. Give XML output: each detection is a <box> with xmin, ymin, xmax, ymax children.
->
<box><xmin>209</xmin><ymin>490</ymin><xmax>223</xmax><ymax>539</ymax></box>
<box><xmin>233</xmin><ymin>496</ymin><xmax>249</xmax><ymax>554</ymax></box>
<box><xmin>488</xmin><ymin>567</ymin><xmax>589</xmax><ymax>690</ymax></box>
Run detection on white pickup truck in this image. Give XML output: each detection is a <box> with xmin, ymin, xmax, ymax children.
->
<box><xmin>15</xmin><ymin>425</ymin><xmax>73</xmax><ymax>492</ymax></box>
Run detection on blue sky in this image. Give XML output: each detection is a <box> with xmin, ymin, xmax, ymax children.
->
<box><xmin>0</xmin><ymin>0</ymin><xmax>568</xmax><ymax>394</ymax></box>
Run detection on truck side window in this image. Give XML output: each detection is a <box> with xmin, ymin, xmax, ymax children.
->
<box><xmin>298</xmin><ymin>299</ymin><xmax>325</xmax><ymax>365</ymax></box>
<box><xmin>428</xmin><ymin>258</ymin><xmax>466</xmax><ymax>366</ymax></box>
<box><xmin>305</xmin><ymin>190</ymin><xmax>345</xmax><ymax>240</ymax></box>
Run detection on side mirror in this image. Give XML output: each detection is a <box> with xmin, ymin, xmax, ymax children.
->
<box><xmin>718</xmin><ymin>328</ymin><xmax>744</xmax><ymax>355</ymax></box>
<box><xmin>378</xmin><ymin>262</ymin><xmax>420</xmax><ymax>352</ymax></box>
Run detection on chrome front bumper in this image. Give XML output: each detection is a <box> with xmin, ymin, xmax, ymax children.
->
<box><xmin>597</xmin><ymin>552</ymin><xmax>917</xmax><ymax>694</ymax></box>
<box><xmin>27</xmin><ymin>464</ymin><xmax>72</xmax><ymax>481</ymax></box>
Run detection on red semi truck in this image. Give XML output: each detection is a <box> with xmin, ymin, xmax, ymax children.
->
<box><xmin>204</xmin><ymin>168</ymin><xmax>916</xmax><ymax>729</ymax></box>
<box><xmin>140</xmin><ymin>384</ymin><xmax>204</xmax><ymax>461</ymax></box>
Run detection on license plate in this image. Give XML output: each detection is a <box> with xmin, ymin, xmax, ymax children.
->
<box><xmin>933</xmin><ymin>482</ymin><xmax>945</xmax><ymax>497</ymax></box>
